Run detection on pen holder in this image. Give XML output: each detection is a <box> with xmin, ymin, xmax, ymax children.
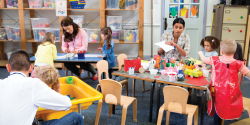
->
<box><xmin>78</xmin><ymin>53</ymin><xmax>85</xmax><ymax>59</ymax></box>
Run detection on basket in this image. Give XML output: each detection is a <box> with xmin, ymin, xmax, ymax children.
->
<box><xmin>69</xmin><ymin>0</ymin><xmax>86</xmax><ymax>9</ymax></box>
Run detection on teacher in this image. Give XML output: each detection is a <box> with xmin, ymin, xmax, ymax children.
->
<box><xmin>61</xmin><ymin>17</ymin><xmax>98</xmax><ymax>80</ymax></box>
<box><xmin>157</xmin><ymin>18</ymin><xmax>190</xmax><ymax>60</ymax></box>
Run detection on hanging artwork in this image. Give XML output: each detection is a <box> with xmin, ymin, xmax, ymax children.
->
<box><xmin>191</xmin><ymin>5</ymin><xmax>198</xmax><ymax>16</ymax></box>
<box><xmin>56</xmin><ymin>0</ymin><xmax>67</xmax><ymax>16</ymax></box>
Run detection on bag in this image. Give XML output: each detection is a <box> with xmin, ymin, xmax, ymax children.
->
<box><xmin>124</xmin><ymin>59</ymin><xmax>141</xmax><ymax>72</ymax></box>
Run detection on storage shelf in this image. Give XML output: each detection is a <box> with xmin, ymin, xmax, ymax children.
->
<box><xmin>67</xmin><ymin>8</ymin><xmax>100</xmax><ymax>10</ymax></box>
<box><xmin>24</xmin><ymin>8</ymin><xmax>55</xmax><ymax>10</ymax></box>
<box><xmin>27</xmin><ymin>39</ymin><xmax>139</xmax><ymax>44</ymax></box>
<box><xmin>0</xmin><ymin>40</ymin><xmax>20</xmax><ymax>42</ymax></box>
<box><xmin>105</xmin><ymin>9</ymin><xmax>139</xmax><ymax>11</ymax></box>
<box><xmin>0</xmin><ymin>8</ymin><xmax>18</xmax><ymax>10</ymax></box>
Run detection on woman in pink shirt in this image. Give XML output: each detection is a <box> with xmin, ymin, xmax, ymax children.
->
<box><xmin>61</xmin><ymin>17</ymin><xmax>98</xmax><ymax>80</ymax></box>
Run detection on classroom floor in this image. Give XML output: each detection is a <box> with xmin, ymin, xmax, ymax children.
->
<box><xmin>0</xmin><ymin>67</ymin><xmax>250</xmax><ymax>125</ymax></box>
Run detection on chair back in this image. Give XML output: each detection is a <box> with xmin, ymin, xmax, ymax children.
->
<box><xmin>100</xmin><ymin>79</ymin><xmax>122</xmax><ymax>105</ymax></box>
<box><xmin>163</xmin><ymin>86</ymin><xmax>189</xmax><ymax>114</ymax></box>
<box><xmin>97</xmin><ymin>60</ymin><xmax>110</xmax><ymax>82</ymax></box>
<box><xmin>117</xmin><ymin>54</ymin><xmax>127</xmax><ymax>70</ymax></box>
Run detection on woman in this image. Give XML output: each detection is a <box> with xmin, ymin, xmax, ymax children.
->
<box><xmin>157</xmin><ymin>18</ymin><xmax>190</xmax><ymax>60</ymax></box>
<box><xmin>61</xmin><ymin>17</ymin><xmax>98</xmax><ymax>80</ymax></box>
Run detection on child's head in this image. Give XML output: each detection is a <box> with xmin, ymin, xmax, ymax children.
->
<box><xmin>220</xmin><ymin>39</ymin><xmax>237</xmax><ymax>56</ymax></box>
<box><xmin>33</xmin><ymin>65</ymin><xmax>60</xmax><ymax>91</ymax></box>
<box><xmin>100</xmin><ymin>27</ymin><xmax>112</xmax><ymax>49</ymax></box>
<box><xmin>7</xmin><ymin>49</ymin><xmax>32</xmax><ymax>72</ymax></box>
<box><xmin>200</xmin><ymin>36</ymin><xmax>220</xmax><ymax>52</ymax></box>
<box><xmin>43</xmin><ymin>32</ymin><xmax>56</xmax><ymax>45</ymax></box>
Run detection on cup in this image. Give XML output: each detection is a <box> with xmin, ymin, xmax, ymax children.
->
<box><xmin>129</xmin><ymin>67</ymin><xmax>134</xmax><ymax>75</ymax></box>
<box><xmin>202</xmin><ymin>70</ymin><xmax>209</xmax><ymax>77</ymax></box>
<box><xmin>66</xmin><ymin>77</ymin><xmax>73</xmax><ymax>84</ymax></box>
<box><xmin>169</xmin><ymin>74</ymin><xmax>176</xmax><ymax>82</ymax></box>
<box><xmin>149</xmin><ymin>69</ymin><xmax>158</xmax><ymax>74</ymax></box>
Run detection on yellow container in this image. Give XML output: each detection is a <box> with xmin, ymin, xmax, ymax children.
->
<box><xmin>36</xmin><ymin>76</ymin><xmax>103</xmax><ymax>121</ymax></box>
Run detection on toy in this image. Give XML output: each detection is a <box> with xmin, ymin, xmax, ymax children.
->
<box><xmin>159</xmin><ymin>59</ymin><xmax>166</xmax><ymax>69</ymax></box>
<box><xmin>66</xmin><ymin>77</ymin><xmax>73</xmax><ymax>84</ymax></box>
<box><xmin>170</xmin><ymin>57</ymin><xmax>176</xmax><ymax>64</ymax></box>
<box><xmin>119</xmin><ymin>0</ymin><xmax>125</xmax><ymax>8</ymax></box>
<box><xmin>184</xmin><ymin>60</ymin><xmax>195</xmax><ymax>69</ymax></box>
<box><xmin>160</xmin><ymin>66</ymin><xmax>178</xmax><ymax>75</ymax></box>
<box><xmin>154</xmin><ymin>55</ymin><xmax>161</xmax><ymax>69</ymax></box>
<box><xmin>89</xmin><ymin>30</ymin><xmax>99</xmax><ymax>42</ymax></box>
<box><xmin>184</xmin><ymin>68</ymin><xmax>203</xmax><ymax>78</ymax></box>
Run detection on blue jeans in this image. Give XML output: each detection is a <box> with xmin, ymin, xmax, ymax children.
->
<box><xmin>214</xmin><ymin>111</ymin><xmax>222</xmax><ymax>125</ymax></box>
<box><xmin>40</xmin><ymin>112</ymin><xmax>84</xmax><ymax>125</ymax></box>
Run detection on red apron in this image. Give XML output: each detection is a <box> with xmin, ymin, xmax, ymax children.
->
<box><xmin>207</xmin><ymin>56</ymin><xmax>244</xmax><ymax>120</ymax></box>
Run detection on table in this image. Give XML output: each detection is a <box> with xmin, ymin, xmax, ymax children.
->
<box><xmin>230</xmin><ymin>118</ymin><xmax>250</xmax><ymax>125</ymax></box>
<box><xmin>112</xmin><ymin>70</ymin><xmax>210</xmax><ymax>125</ymax></box>
<box><xmin>30</xmin><ymin>53</ymin><xmax>103</xmax><ymax>63</ymax></box>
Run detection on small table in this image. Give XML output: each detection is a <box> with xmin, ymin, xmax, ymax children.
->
<box><xmin>230</xmin><ymin>118</ymin><xmax>250</xmax><ymax>125</ymax></box>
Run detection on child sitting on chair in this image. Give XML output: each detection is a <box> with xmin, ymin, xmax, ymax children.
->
<box><xmin>198</xmin><ymin>39</ymin><xmax>250</xmax><ymax>125</ymax></box>
<box><xmin>200</xmin><ymin>36</ymin><xmax>220</xmax><ymax>58</ymax></box>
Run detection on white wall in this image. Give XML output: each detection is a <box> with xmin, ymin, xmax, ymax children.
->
<box><xmin>1</xmin><ymin>0</ymin><xmax>221</xmax><ymax>58</ymax></box>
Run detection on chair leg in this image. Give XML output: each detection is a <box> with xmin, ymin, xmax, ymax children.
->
<box><xmin>65</xmin><ymin>69</ymin><xmax>68</xmax><ymax>76</ymax></box>
<box><xmin>157</xmin><ymin>107</ymin><xmax>164</xmax><ymax>125</ymax></box>
<box><xmin>109</xmin><ymin>104</ymin><xmax>112</xmax><ymax>117</ymax></box>
<box><xmin>132</xmin><ymin>99</ymin><xmax>137</xmax><ymax>122</ymax></box>
<box><xmin>187</xmin><ymin>114</ymin><xmax>193</xmax><ymax>125</ymax></box>
<box><xmin>121</xmin><ymin>105</ymin><xmax>128</xmax><ymax>125</ymax></box>
<box><xmin>166</xmin><ymin>110</ymin><xmax>170</xmax><ymax>125</ymax></box>
<box><xmin>142</xmin><ymin>80</ymin><xmax>145</xmax><ymax>91</ymax></box>
<box><xmin>221</xmin><ymin>119</ymin><xmax>224</xmax><ymax>125</ymax></box>
<box><xmin>95</xmin><ymin>100</ymin><xmax>103</xmax><ymax>125</ymax></box>
<box><xmin>71</xmin><ymin>71</ymin><xmax>73</xmax><ymax>76</ymax></box>
<box><xmin>125</xmin><ymin>82</ymin><xmax>128</xmax><ymax>96</ymax></box>
<box><xmin>96</xmin><ymin>84</ymin><xmax>100</xmax><ymax>91</ymax></box>
<box><xmin>132</xmin><ymin>79</ymin><xmax>136</xmax><ymax>97</ymax></box>
<box><xmin>194</xmin><ymin>108</ymin><xmax>198</xmax><ymax>125</ymax></box>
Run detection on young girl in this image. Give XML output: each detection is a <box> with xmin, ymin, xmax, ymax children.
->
<box><xmin>99</xmin><ymin>27</ymin><xmax>116</xmax><ymax>79</ymax></box>
<box><xmin>34</xmin><ymin>32</ymin><xmax>57</xmax><ymax>67</ymax></box>
<box><xmin>200</xmin><ymin>36</ymin><xmax>220</xmax><ymax>57</ymax></box>
<box><xmin>32</xmin><ymin>65</ymin><xmax>60</xmax><ymax>93</ymax></box>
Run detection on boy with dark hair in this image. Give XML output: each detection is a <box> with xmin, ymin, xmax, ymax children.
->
<box><xmin>0</xmin><ymin>50</ymin><xmax>83</xmax><ymax>125</ymax></box>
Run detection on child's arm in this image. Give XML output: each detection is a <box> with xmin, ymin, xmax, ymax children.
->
<box><xmin>61</xmin><ymin>36</ymin><xmax>69</xmax><ymax>53</ymax></box>
<box><xmin>198</xmin><ymin>51</ymin><xmax>212</xmax><ymax>65</ymax></box>
<box><xmin>52</xmin><ymin>45</ymin><xmax>57</xmax><ymax>60</ymax></box>
<box><xmin>78</xmin><ymin>30</ymin><xmax>88</xmax><ymax>51</ymax></box>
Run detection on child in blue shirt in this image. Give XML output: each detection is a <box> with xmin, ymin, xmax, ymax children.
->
<box><xmin>99</xmin><ymin>27</ymin><xmax>116</xmax><ymax>79</ymax></box>
<box><xmin>200</xmin><ymin>36</ymin><xmax>220</xmax><ymax>57</ymax></box>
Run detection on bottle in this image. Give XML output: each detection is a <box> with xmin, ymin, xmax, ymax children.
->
<box><xmin>177</xmin><ymin>70</ymin><xmax>185</xmax><ymax>81</ymax></box>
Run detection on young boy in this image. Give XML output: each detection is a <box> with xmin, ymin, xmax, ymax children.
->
<box><xmin>0</xmin><ymin>50</ymin><xmax>83</xmax><ymax>125</ymax></box>
<box><xmin>198</xmin><ymin>39</ymin><xmax>250</xmax><ymax>125</ymax></box>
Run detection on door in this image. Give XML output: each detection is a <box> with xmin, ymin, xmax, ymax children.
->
<box><xmin>163</xmin><ymin>0</ymin><xmax>205</xmax><ymax>59</ymax></box>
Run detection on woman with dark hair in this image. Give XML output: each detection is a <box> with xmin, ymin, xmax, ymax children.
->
<box><xmin>157</xmin><ymin>18</ymin><xmax>190</xmax><ymax>60</ymax></box>
<box><xmin>61</xmin><ymin>17</ymin><xmax>98</xmax><ymax>80</ymax></box>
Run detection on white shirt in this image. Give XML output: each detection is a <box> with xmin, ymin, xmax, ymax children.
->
<box><xmin>0</xmin><ymin>72</ymin><xmax>72</xmax><ymax>125</ymax></box>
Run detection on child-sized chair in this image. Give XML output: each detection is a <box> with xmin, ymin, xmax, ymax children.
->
<box><xmin>94</xmin><ymin>79</ymin><xmax>137</xmax><ymax>125</ymax></box>
<box><xmin>96</xmin><ymin>60</ymin><xmax>128</xmax><ymax>96</ymax></box>
<box><xmin>157</xmin><ymin>86</ymin><xmax>198</xmax><ymax>125</ymax></box>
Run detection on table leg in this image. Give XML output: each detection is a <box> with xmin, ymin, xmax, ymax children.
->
<box><xmin>149</xmin><ymin>81</ymin><xmax>156</xmax><ymax>122</ymax></box>
<box><xmin>156</xmin><ymin>83</ymin><xmax>162</xmax><ymax>121</ymax></box>
<box><xmin>112</xmin><ymin>105</ymin><xmax>115</xmax><ymax>114</ymax></box>
<box><xmin>132</xmin><ymin>79</ymin><xmax>136</xmax><ymax>97</ymax></box>
<box><xmin>200</xmin><ymin>90</ymin><xmax>207</xmax><ymax>125</ymax></box>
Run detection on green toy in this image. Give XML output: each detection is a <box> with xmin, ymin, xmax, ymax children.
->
<box><xmin>66</xmin><ymin>77</ymin><xmax>73</xmax><ymax>84</ymax></box>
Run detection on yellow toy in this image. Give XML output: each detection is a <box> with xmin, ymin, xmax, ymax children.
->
<box><xmin>125</xmin><ymin>31</ymin><xmax>132</xmax><ymax>41</ymax></box>
<box><xmin>119</xmin><ymin>0</ymin><xmax>125</xmax><ymax>8</ymax></box>
<box><xmin>184</xmin><ymin>69</ymin><xmax>203</xmax><ymax>78</ymax></box>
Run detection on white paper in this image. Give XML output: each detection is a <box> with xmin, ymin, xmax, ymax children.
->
<box><xmin>85</xmin><ymin>54</ymin><xmax>99</xmax><ymax>57</ymax></box>
<box><xmin>57</xmin><ymin>55</ymin><xmax>66</xmax><ymax>59</ymax></box>
<box><xmin>155</xmin><ymin>41</ymin><xmax>174</xmax><ymax>52</ymax></box>
<box><xmin>56</xmin><ymin>0</ymin><xmax>67</xmax><ymax>16</ymax></box>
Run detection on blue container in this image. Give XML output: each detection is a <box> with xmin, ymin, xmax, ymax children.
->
<box><xmin>78</xmin><ymin>53</ymin><xmax>85</xmax><ymax>59</ymax></box>
<box><xmin>69</xmin><ymin>0</ymin><xmax>86</xmax><ymax>9</ymax></box>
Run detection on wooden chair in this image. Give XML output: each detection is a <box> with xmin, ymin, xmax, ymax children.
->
<box><xmin>117</xmin><ymin>54</ymin><xmax>145</xmax><ymax>97</ymax></box>
<box><xmin>96</xmin><ymin>60</ymin><xmax>128</xmax><ymax>96</ymax></box>
<box><xmin>94</xmin><ymin>79</ymin><xmax>137</xmax><ymax>125</ymax></box>
<box><xmin>157</xmin><ymin>86</ymin><xmax>198</xmax><ymax>125</ymax></box>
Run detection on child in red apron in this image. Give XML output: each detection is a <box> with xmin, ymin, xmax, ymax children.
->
<box><xmin>198</xmin><ymin>39</ymin><xmax>250</xmax><ymax>125</ymax></box>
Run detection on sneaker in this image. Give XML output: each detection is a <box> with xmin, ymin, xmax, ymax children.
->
<box><xmin>92</xmin><ymin>76</ymin><xmax>98</xmax><ymax>81</ymax></box>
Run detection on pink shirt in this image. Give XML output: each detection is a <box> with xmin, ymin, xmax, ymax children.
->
<box><xmin>61</xmin><ymin>29</ymin><xmax>88</xmax><ymax>52</ymax></box>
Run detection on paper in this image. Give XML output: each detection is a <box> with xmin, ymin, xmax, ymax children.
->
<box><xmin>57</xmin><ymin>55</ymin><xmax>66</xmax><ymax>59</ymax></box>
<box><xmin>56</xmin><ymin>0</ymin><xmax>67</xmax><ymax>16</ymax></box>
<box><xmin>155</xmin><ymin>41</ymin><xmax>174</xmax><ymax>52</ymax></box>
<box><xmin>85</xmin><ymin>54</ymin><xmax>99</xmax><ymax>57</ymax></box>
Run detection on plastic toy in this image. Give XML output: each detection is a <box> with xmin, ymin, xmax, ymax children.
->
<box><xmin>184</xmin><ymin>69</ymin><xmax>203</xmax><ymax>78</ymax></box>
<box><xmin>66</xmin><ymin>77</ymin><xmax>73</xmax><ymax>84</ymax></box>
<box><xmin>154</xmin><ymin>55</ymin><xmax>161</xmax><ymax>69</ymax></box>
<box><xmin>89</xmin><ymin>30</ymin><xmax>99</xmax><ymax>42</ymax></box>
<box><xmin>159</xmin><ymin>59</ymin><xmax>166</xmax><ymax>69</ymax></box>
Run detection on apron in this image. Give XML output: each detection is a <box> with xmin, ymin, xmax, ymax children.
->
<box><xmin>207</xmin><ymin>56</ymin><xmax>244</xmax><ymax>119</ymax></box>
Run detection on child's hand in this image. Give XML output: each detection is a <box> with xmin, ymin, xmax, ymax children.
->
<box><xmin>65</xmin><ymin>49</ymin><xmax>69</xmax><ymax>53</ymax></box>
<box><xmin>165</xmin><ymin>40</ymin><xmax>176</xmax><ymax>46</ymax></box>
<box><xmin>73</xmin><ymin>50</ymin><xmax>78</xmax><ymax>55</ymax></box>
<box><xmin>197</xmin><ymin>51</ymin><xmax>203</xmax><ymax>55</ymax></box>
<box><xmin>98</xmin><ymin>55</ymin><xmax>104</xmax><ymax>58</ymax></box>
<box><xmin>97</xmin><ymin>47</ymin><xmax>102</xmax><ymax>51</ymax></box>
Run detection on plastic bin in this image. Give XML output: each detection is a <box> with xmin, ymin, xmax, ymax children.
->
<box><xmin>12</xmin><ymin>27</ymin><xmax>20</xmax><ymax>41</ymax></box>
<box><xmin>86</xmin><ymin>29</ymin><xmax>99</xmax><ymax>42</ymax></box>
<box><xmin>44</xmin><ymin>0</ymin><xmax>55</xmax><ymax>8</ymax></box>
<box><xmin>30</xmin><ymin>18</ymin><xmax>50</xmax><ymax>28</ymax></box>
<box><xmin>6</xmin><ymin>0</ymin><xmax>18</xmax><ymax>8</ymax></box>
<box><xmin>5</xmin><ymin>26</ymin><xmax>20</xmax><ymax>41</ymax></box>
<box><xmin>123</xmin><ymin>28</ymin><xmax>138</xmax><ymax>43</ymax></box>
<box><xmin>125</xmin><ymin>0</ymin><xmax>138</xmax><ymax>9</ymax></box>
<box><xmin>33</xmin><ymin>28</ymin><xmax>46</xmax><ymax>41</ymax></box>
<box><xmin>46</xmin><ymin>28</ymin><xmax>60</xmax><ymax>42</ymax></box>
<box><xmin>112</xmin><ymin>29</ymin><xmax>120</xmax><ymax>43</ymax></box>
<box><xmin>106</xmin><ymin>16</ymin><xmax>122</xmax><ymax>30</ymax></box>
<box><xmin>36</xmin><ymin>76</ymin><xmax>103</xmax><ymax>121</ymax></box>
<box><xmin>0</xmin><ymin>28</ymin><xmax>7</xmax><ymax>40</ymax></box>
<box><xmin>69</xmin><ymin>15</ymin><xmax>84</xmax><ymax>28</ymax></box>
<box><xmin>69</xmin><ymin>0</ymin><xmax>85</xmax><ymax>9</ymax></box>
<box><xmin>28</xmin><ymin>0</ymin><xmax>43</xmax><ymax>8</ymax></box>
<box><xmin>106</xmin><ymin>0</ymin><xmax>119</xmax><ymax>9</ymax></box>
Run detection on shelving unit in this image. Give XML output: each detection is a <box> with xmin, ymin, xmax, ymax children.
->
<box><xmin>0</xmin><ymin>0</ymin><xmax>144</xmax><ymax>65</ymax></box>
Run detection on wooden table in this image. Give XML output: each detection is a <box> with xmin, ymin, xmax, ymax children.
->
<box><xmin>230</xmin><ymin>118</ymin><xmax>250</xmax><ymax>125</ymax></box>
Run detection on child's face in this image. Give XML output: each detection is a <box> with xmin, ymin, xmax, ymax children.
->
<box><xmin>204</xmin><ymin>41</ymin><xmax>212</xmax><ymax>52</ymax></box>
<box><xmin>101</xmin><ymin>33</ymin><xmax>107</xmax><ymax>40</ymax></box>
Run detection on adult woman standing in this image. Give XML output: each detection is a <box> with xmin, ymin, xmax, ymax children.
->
<box><xmin>157</xmin><ymin>18</ymin><xmax>190</xmax><ymax>60</ymax></box>
<box><xmin>61</xmin><ymin>17</ymin><xmax>98</xmax><ymax>80</ymax></box>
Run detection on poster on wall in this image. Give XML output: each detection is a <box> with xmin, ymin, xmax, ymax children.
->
<box><xmin>56</xmin><ymin>0</ymin><xmax>67</xmax><ymax>16</ymax></box>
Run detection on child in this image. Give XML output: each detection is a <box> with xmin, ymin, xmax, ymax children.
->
<box><xmin>99</xmin><ymin>27</ymin><xmax>116</xmax><ymax>79</ymax></box>
<box><xmin>200</xmin><ymin>36</ymin><xmax>220</xmax><ymax>57</ymax></box>
<box><xmin>198</xmin><ymin>39</ymin><xmax>250</xmax><ymax>125</ymax></box>
<box><xmin>35</xmin><ymin>32</ymin><xmax>57</xmax><ymax>67</ymax></box>
<box><xmin>32</xmin><ymin>65</ymin><xmax>60</xmax><ymax>93</ymax></box>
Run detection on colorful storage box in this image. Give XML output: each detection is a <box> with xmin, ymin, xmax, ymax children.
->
<box><xmin>28</xmin><ymin>0</ymin><xmax>43</xmax><ymax>8</ymax></box>
<box><xmin>30</xmin><ymin>18</ymin><xmax>50</xmax><ymax>28</ymax></box>
<box><xmin>125</xmin><ymin>0</ymin><xmax>138</xmax><ymax>9</ymax></box>
<box><xmin>33</xmin><ymin>28</ymin><xmax>46</xmax><ymax>41</ymax></box>
<box><xmin>46</xmin><ymin>28</ymin><xmax>60</xmax><ymax>42</ymax></box>
<box><xmin>106</xmin><ymin>0</ymin><xmax>119</xmax><ymax>9</ymax></box>
<box><xmin>112</xmin><ymin>29</ymin><xmax>120</xmax><ymax>43</ymax></box>
<box><xmin>69</xmin><ymin>15</ymin><xmax>84</xmax><ymax>28</ymax></box>
<box><xmin>107</xmin><ymin>16</ymin><xmax>122</xmax><ymax>30</ymax></box>
<box><xmin>36</xmin><ymin>76</ymin><xmax>103</xmax><ymax>121</ymax></box>
<box><xmin>5</xmin><ymin>26</ymin><xmax>20</xmax><ymax>41</ymax></box>
<box><xmin>0</xmin><ymin>28</ymin><xmax>7</xmax><ymax>40</ymax></box>
<box><xmin>69</xmin><ymin>0</ymin><xmax>86</xmax><ymax>9</ymax></box>
<box><xmin>123</xmin><ymin>28</ymin><xmax>138</xmax><ymax>43</ymax></box>
<box><xmin>86</xmin><ymin>28</ymin><xmax>99</xmax><ymax>42</ymax></box>
<box><xmin>6</xmin><ymin>0</ymin><xmax>18</xmax><ymax>8</ymax></box>
<box><xmin>43</xmin><ymin>0</ymin><xmax>55</xmax><ymax>8</ymax></box>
